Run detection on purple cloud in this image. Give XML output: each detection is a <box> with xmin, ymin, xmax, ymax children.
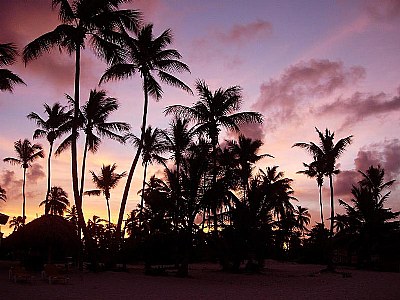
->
<box><xmin>253</xmin><ymin>59</ymin><xmax>365</xmax><ymax>128</ymax></box>
<box><xmin>215</xmin><ymin>20</ymin><xmax>273</xmax><ymax>44</ymax></box>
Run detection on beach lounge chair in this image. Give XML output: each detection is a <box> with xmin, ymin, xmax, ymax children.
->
<box><xmin>42</xmin><ymin>264</ymin><xmax>69</xmax><ymax>284</ymax></box>
<box><xmin>9</xmin><ymin>266</ymin><xmax>32</xmax><ymax>283</ymax></box>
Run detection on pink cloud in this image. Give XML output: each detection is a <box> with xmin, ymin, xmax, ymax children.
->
<box><xmin>318</xmin><ymin>89</ymin><xmax>400</xmax><ymax>128</ymax></box>
<box><xmin>253</xmin><ymin>59</ymin><xmax>365</xmax><ymax>129</ymax></box>
<box><xmin>215</xmin><ymin>20</ymin><xmax>273</xmax><ymax>44</ymax></box>
<box><xmin>27</xmin><ymin>163</ymin><xmax>46</xmax><ymax>184</ymax></box>
<box><xmin>364</xmin><ymin>0</ymin><xmax>400</xmax><ymax>22</ymax></box>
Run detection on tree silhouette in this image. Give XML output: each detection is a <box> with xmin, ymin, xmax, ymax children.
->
<box><xmin>0</xmin><ymin>42</ymin><xmax>25</xmax><ymax>92</ymax></box>
<box><xmin>27</xmin><ymin>102</ymin><xmax>72</xmax><ymax>214</ymax></box>
<box><xmin>9</xmin><ymin>216</ymin><xmax>25</xmax><ymax>232</ymax></box>
<box><xmin>40</xmin><ymin>186</ymin><xmax>70</xmax><ymax>216</ymax></box>
<box><xmin>165</xmin><ymin>79</ymin><xmax>263</xmax><ymax>236</ymax></box>
<box><xmin>293</xmin><ymin>205</ymin><xmax>311</xmax><ymax>236</ymax></box>
<box><xmin>3</xmin><ymin>139</ymin><xmax>44</xmax><ymax>222</ymax></box>
<box><xmin>293</xmin><ymin>128</ymin><xmax>353</xmax><ymax>236</ymax></box>
<box><xmin>101</xmin><ymin>23</ymin><xmax>192</xmax><ymax>236</ymax></box>
<box><xmin>297</xmin><ymin>160</ymin><xmax>325</xmax><ymax>227</ymax></box>
<box><xmin>23</xmin><ymin>0</ymin><xmax>141</xmax><ymax>248</ymax></box>
<box><xmin>128</xmin><ymin>126</ymin><xmax>166</xmax><ymax>222</ymax></box>
<box><xmin>0</xmin><ymin>186</ymin><xmax>6</xmax><ymax>202</ymax></box>
<box><xmin>85</xmin><ymin>164</ymin><xmax>126</xmax><ymax>227</ymax></box>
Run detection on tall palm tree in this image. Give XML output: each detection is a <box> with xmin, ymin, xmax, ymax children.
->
<box><xmin>3</xmin><ymin>139</ymin><xmax>44</xmax><ymax>222</ymax></box>
<box><xmin>85</xmin><ymin>164</ymin><xmax>126</xmax><ymax>226</ymax></box>
<box><xmin>27</xmin><ymin>102</ymin><xmax>72</xmax><ymax>214</ymax></box>
<box><xmin>128</xmin><ymin>126</ymin><xmax>166</xmax><ymax>220</ymax></box>
<box><xmin>0</xmin><ymin>186</ymin><xmax>6</xmax><ymax>202</ymax></box>
<box><xmin>0</xmin><ymin>42</ymin><xmax>25</xmax><ymax>92</ymax></box>
<box><xmin>23</xmin><ymin>0</ymin><xmax>141</xmax><ymax>246</ymax></box>
<box><xmin>297</xmin><ymin>160</ymin><xmax>325</xmax><ymax>227</ymax></box>
<box><xmin>100</xmin><ymin>23</ymin><xmax>192</xmax><ymax>235</ymax></box>
<box><xmin>293</xmin><ymin>205</ymin><xmax>311</xmax><ymax>236</ymax></box>
<box><xmin>165</xmin><ymin>79</ymin><xmax>263</xmax><ymax>235</ymax></box>
<box><xmin>293</xmin><ymin>128</ymin><xmax>353</xmax><ymax>236</ymax></box>
<box><xmin>39</xmin><ymin>186</ymin><xmax>70</xmax><ymax>216</ymax></box>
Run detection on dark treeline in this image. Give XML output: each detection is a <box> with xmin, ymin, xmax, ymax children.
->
<box><xmin>0</xmin><ymin>0</ymin><xmax>399</xmax><ymax>276</ymax></box>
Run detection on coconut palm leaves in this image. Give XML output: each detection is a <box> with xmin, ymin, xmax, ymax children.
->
<box><xmin>3</xmin><ymin>139</ymin><xmax>44</xmax><ymax>222</ymax></box>
<box><xmin>100</xmin><ymin>23</ymin><xmax>192</xmax><ymax>235</ymax></box>
<box><xmin>39</xmin><ymin>186</ymin><xmax>70</xmax><ymax>216</ymax></box>
<box><xmin>85</xmin><ymin>164</ymin><xmax>126</xmax><ymax>226</ymax></box>
<box><xmin>0</xmin><ymin>186</ymin><xmax>6</xmax><ymax>202</ymax></box>
<box><xmin>27</xmin><ymin>103</ymin><xmax>72</xmax><ymax>214</ymax></box>
<box><xmin>293</xmin><ymin>127</ymin><xmax>353</xmax><ymax>236</ymax></box>
<box><xmin>0</xmin><ymin>43</ymin><xmax>25</xmax><ymax>92</ymax></box>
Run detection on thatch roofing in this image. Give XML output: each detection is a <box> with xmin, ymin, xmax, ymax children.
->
<box><xmin>0</xmin><ymin>212</ymin><xmax>9</xmax><ymax>225</ymax></box>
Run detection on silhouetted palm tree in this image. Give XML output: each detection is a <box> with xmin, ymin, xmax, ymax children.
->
<box><xmin>0</xmin><ymin>42</ymin><xmax>25</xmax><ymax>92</ymax></box>
<box><xmin>101</xmin><ymin>23</ymin><xmax>192</xmax><ymax>235</ymax></box>
<box><xmin>0</xmin><ymin>186</ymin><xmax>6</xmax><ymax>202</ymax></box>
<box><xmin>23</xmin><ymin>0</ymin><xmax>141</xmax><ymax>246</ymax></box>
<box><xmin>27</xmin><ymin>102</ymin><xmax>72</xmax><ymax>214</ymax></box>
<box><xmin>40</xmin><ymin>186</ymin><xmax>70</xmax><ymax>216</ymax></box>
<box><xmin>128</xmin><ymin>126</ymin><xmax>166</xmax><ymax>221</ymax></box>
<box><xmin>9</xmin><ymin>216</ymin><xmax>24</xmax><ymax>232</ymax></box>
<box><xmin>85</xmin><ymin>164</ymin><xmax>126</xmax><ymax>226</ymax></box>
<box><xmin>293</xmin><ymin>128</ymin><xmax>353</xmax><ymax>236</ymax></box>
<box><xmin>65</xmin><ymin>205</ymin><xmax>78</xmax><ymax>233</ymax></box>
<box><xmin>165</xmin><ymin>79</ymin><xmax>263</xmax><ymax>235</ymax></box>
<box><xmin>3</xmin><ymin>139</ymin><xmax>44</xmax><ymax>222</ymax></box>
<box><xmin>293</xmin><ymin>205</ymin><xmax>311</xmax><ymax>236</ymax></box>
<box><xmin>297</xmin><ymin>160</ymin><xmax>325</xmax><ymax>227</ymax></box>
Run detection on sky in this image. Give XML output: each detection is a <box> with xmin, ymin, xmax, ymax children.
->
<box><xmin>1</xmin><ymin>0</ymin><xmax>399</xmax><ymax>237</ymax></box>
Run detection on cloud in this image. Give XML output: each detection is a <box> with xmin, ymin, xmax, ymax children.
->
<box><xmin>335</xmin><ymin>139</ymin><xmax>400</xmax><ymax>197</ymax></box>
<box><xmin>318</xmin><ymin>89</ymin><xmax>400</xmax><ymax>128</ymax></box>
<box><xmin>364</xmin><ymin>0</ymin><xmax>400</xmax><ymax>22</ymax></box>
<box><xmin>253</xmin><ymin>59</ymin><xmax>365</xmax><ymax>129</ymax></box>
<box><xmin>27</xmin><ymin>163</ymin><xmax>46</xmax><ymax>184</ymax></box>
<box><xmin>0</xmin><ymin>170</ymin><xmax>23</xmax><ymax>204</ymax></box>
<box><xmin>237</xmin><ymin>123</ymin><xmax>265</xmax><ymax>141</ymax></box>
<box><xmin>215</xmin><ymin>20</ymin><xmax>273</xmax><ymax>44</ymax></box>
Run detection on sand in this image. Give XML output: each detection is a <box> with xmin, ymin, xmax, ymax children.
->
<box><xmin>1</xmin><ymin>260</ymin><xmax>400</xmax><ymax>299</ymax></box>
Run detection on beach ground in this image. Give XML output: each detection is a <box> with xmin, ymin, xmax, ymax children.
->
<box><xmin>1</xmin><ymin>260</ymin><xmax>399</xmax><ymax>299</ymax></box>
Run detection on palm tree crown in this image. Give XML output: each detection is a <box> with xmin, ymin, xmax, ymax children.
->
<box><xmin>0</xmin><ymin>186</ymin><xmax>6</xmax><ymax>202</ymax></box>
<box><xmin>0</xmin><ymin>42</ymin><xmax>25</xmax><ymax>92</ymax></box>
<box><xmin>40</xmin><ymin>186</ymin><xmax>70</xmax><ymax>216</ymax></box>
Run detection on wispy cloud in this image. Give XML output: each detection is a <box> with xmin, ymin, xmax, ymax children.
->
<box><xmin>214</xmin><ymin>20</ymin><xmax>273</xmax><ymax>44</ymax></box>
<box><xmin>318</xmin><ymin>89</ymin><xmax>400</xmax><ymax>128</ymax></box>
<box><xmin>253</xmin><ymin>59</ymin><xmax>365</xmax><ymax>129</ymax></box>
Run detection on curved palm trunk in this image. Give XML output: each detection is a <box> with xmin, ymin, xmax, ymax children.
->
<box><xmin>139</xmin><ymin>162</ymin><xmax>148</xmax><ymax>223</ymax></box>
<box><xmin>318</xmin><ymin>184</ymin><xmax>324</xmax><ymax>227</ymax></box>
<box><xmin>116</xmin><ymin>79</ymin><xmax>149</xmax><ymax>237</ymax></box>
<box><xmin>45</xmin><ymin>142</ymin><xmax>54</xmax><ymax>215</ymax></box>
<box><xmin>106</xmin><ymin>195</ymin><xmax>111</xmax><ymax>227</ymax></box>
<box><xmin>22</xmin><ymin>167</ymin><xmax>27</xmax><ymax>223</ymax></box>
<box><xmin>79</xmin><ymin>137</ymin><xmax>90</xmax><ymax>198</ymax></box>
<box><xmin>329</xmin><ymin>174</ymin><xmax>334</xmax><ymax>237</ymax></box>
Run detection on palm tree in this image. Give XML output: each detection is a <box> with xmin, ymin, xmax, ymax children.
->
<box><xmin>0</xmin><ymin>42</ymin><xmax>25</xmax><ymax>92</ymax></box>
<box><xmin>27</xmin><ymin>102</ymin><xmax>72</xmax><ymax>214</ymax></box>
<box><xmin>293</xmin><ymin>128</ymin><xmax>353</xmax><ymax>236</ymax></box>
<box><xmin>85</xmin><ymin>164</ymin><xmax>126</xmax><ymax>226</ymax></box>
<box><xmin>100</xmin><ymin>23</ymin><xmax>192</xmax><ymax>235</ymax></box>
<box><xmin>297</xmin><ymin>160</ymin><xmax>325</xmax><ymax>227</ymax></box>
<box><xmin>3</xmin><ymin>139</ymin><xmax>44</xmax><ymax>222</ymax></box>
<box><xmin>227</xmin><ymin>135</ymin><xmax>272</xmax><ymax>200</ymax></box>
<box><xmin>23</xmin><ymin>0</ymin><xmax>141</xmax><ymax>247</ymax></box>
<box><xmin>293</xmin><ymin>205</ymin><xmax>311</xmax><ymax>236</ymax></box>
<box><xmin>0</xmin><ymin>186</ymin><xmax>6</xmax><ymax>202</ymax></box>
<box><xmin>72</xmin><ymin>89</ymin><xmax>129</xmax><ymax>199</ymax></box>
<box><xmin>165</xmin><ymin>79</ymin><xmax>263</xmax><ymax>235</ymax></box>
<box><xmin>39</xmin><ymin>186</ymin><xmax>70</xmax><ymax>216</ymax></box>
<box><xmin>65</xmin><ymin>205</ymin><xmax>78</xmax><ymax>233</ymax></box>
<box><xmin>128</xmin><ymin>126</ymin><xmax>166</xmax><ymax>220</ymax></box>
<box><xmin>9</xmin><ymin>216</ymin><xmax>25</xmax><ymax>232</ymax></box>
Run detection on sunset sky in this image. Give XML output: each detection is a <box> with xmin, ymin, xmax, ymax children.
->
<box><xmin>1</xmin><ymin>0</ymin><xmax>399</xmax><ymax>236</ymax></box>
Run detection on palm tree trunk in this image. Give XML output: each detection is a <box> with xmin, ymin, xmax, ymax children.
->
<box><xmin>139</xmin><ymin>162</ymin><xmax>148</xmax><ymax>223</ymax></box>
<box><xmin>212</xmin><ymin>141</ymin><xmax>218</xmax><ymax>238</ymax></box>
<box><xmin>116</xmin><ymin>78</ymin><xmax>149</xmax><ymax>237</ymax></box>
<box><xmin>45</xmin><ymin>142</ymin><xmax>54</xmax><ymax>215</ymax></box>
<box><xmin>319</xmin><ymin>184</ymin><xmax>324</xmax><ymax>227</ymax></box>
<box><xmin>329</xmin><ymin>174</ymin><xmax>334</xmax><ymax>237</ymax></box>
<box><xmin>22</xmin><ymin>167</ymin><xmax>26</xmax><ymax>223</ymax></box>
<box><xmin>79</xmin><ymin>137</ymin><xmax>89</xmax><ymax>198</ymax></box>
<box><xmin>106</xmin><ymin>196</ymin><xmax>111</xmax><ymax>228</ymax></box>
